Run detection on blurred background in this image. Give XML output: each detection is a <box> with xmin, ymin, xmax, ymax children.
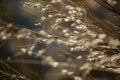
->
<box><xmin>0</xmin><ymin>0</ymin><xmax>120</xmax><ymax>80</ymax></box>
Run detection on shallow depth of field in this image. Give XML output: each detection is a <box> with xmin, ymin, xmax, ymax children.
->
<box><xmin>0</xmin><ymin>0</ymin><xmax>120</xmax><ymax>80</ymax></box>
